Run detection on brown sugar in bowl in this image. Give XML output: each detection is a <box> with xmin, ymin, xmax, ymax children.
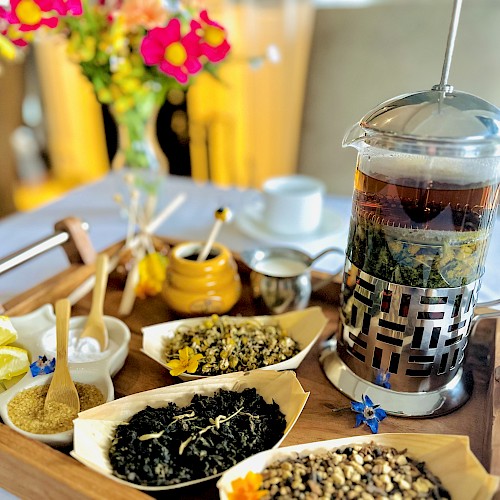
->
<box><xmin>0</xmin><ymin>367</ymin><xmax>113</xmax><ymax>447</ymax></box>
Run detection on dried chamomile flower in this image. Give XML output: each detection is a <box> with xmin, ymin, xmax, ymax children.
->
<box><xmin>164</xmin><ymin>315</ymin><xmax>300</xmax><ymax>376</ymax></box>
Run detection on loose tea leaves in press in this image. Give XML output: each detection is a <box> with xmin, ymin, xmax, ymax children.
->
<box><xmin>108</xmin><ymin>388</ymin><xmax>286</xmax><ymax>486</ymax></box>
<box><xmin>347</xmin><ymin>172</ymin><xmax>496</xmax><ymax>289</ymax></box>
<box><xmin>347</xmin><ymin>215</ymin><xmax>489</xmax><ymax>288</ymax></box>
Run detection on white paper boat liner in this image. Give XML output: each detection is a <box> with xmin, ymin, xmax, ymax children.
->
<box><xmin>217</xmin><ymin>433</ymin><xmax>500</xmax><ymax>500</ymax></box>
<box><xmin>71</xmin><ymin>370</ymin><xmax>309</xmax><ymax>491</ymax></box>
<box><xmin>141</xmin><ymin>306</ymin><xmax>328</xmax><ymax>381</ymax></box>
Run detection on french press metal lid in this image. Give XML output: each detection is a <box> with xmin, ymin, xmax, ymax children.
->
<box><xmin>344</xmin><ymin>88</ymin><xmax>500</xmax><ymax>158</ymax></box>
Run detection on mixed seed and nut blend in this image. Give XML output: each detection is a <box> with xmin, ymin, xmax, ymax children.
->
<box><xmin>164</xmin><ymin>315</ymin><xmax>300</xmax><ymax>375</ymax></box>
<box><xmin>258</xmin><ymin>443</ymin><xmax>451</xmax><ymax>500</ymax></box>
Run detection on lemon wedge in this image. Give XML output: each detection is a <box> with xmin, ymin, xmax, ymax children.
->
<box><xmin>0</xmin><ymin>316</ymin><xmax>18</xmax><ymax>346</ymax></box>
<box><xmin>0</xmin><ymin>346</ymin><xmax>30</xmax><ymax>381</ymax></box>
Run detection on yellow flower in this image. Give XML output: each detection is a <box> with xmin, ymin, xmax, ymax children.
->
<box><xmin>203</xmin><ymin>314</ymin><xmax>219</xmax><ymax>328</ymax></box>
<box><xmin>112</xmin><ymin>56</ymin><xmax>133</xmax><ymax>75</ymax></box>
<box><xmin>228</xmin><ymin>471</ymin><xmax>268</xmax><ymax>500</ymax></box>
<box><xmin>109</xmin><ymin>83</ymin><xmax>123</xmax><ymax>101</ymax></box>
<box><xmin>135</xmin><ymin>252</ymin><xmax>168</xmax><ymax>299</ymax></box>
<box><xmin>166</xmin><ymin>346</ymin><xmax>203</xmax><ymax>377</ymax></box>
<box><xmin>0</xmin><ymin>34</ymin><xmax>16</xmax><ymax>61</ymax></box>
<box><xmin>118</xmin><ymin>77</ymin><xmax>142</xmax><ymax>95</ymax></box>
<box><xmin>99</xmin><ymin>18</ymin><xmax>127</xmax><ymax>56</ymax></box>
<box><xmin>78</xmin><ymin>36</ymin><xmax>97</xmax><ymax>62</ymax></box>
<box><xmin>96</xmin><ymin>87</ymin><xmax>113</xmax><ymax>104</ymax></box>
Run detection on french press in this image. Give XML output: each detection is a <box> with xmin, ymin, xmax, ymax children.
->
<box><xmin>321</xmin><ymin>0</ymin><xmax>500</xmax><ymax>416</ymax></box>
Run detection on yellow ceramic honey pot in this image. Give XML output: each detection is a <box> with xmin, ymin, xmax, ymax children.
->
<box><xmin>162</xmin><ymin>241</ymin><xmax>241</xmax><ymax>316</ymax></box>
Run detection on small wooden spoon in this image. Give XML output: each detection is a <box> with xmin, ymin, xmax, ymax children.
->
<box><xmin>79</xmin><ymin>253</ymin><xmax>109</xmax><ymax>351</ymax></box>
<box><xmin>44</xmin><ymin>299</ymin><xmax>80</xmax><ymax>414</ymax></box>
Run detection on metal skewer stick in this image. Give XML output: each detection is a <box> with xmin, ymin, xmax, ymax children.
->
<box><xmin>433</xmin><ymin>0</ymin><xmax>463</xmax><ymax>93</ymax></box>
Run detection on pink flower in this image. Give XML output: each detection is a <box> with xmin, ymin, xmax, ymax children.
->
<box><xmin>53</xmin><ymin>0</ymin><xmax>82</xmax><ymax>16</ymax></box>
<box><xmin>0</xmin><ymin>0</ymin><xmax>59</xmax><ymax>32</ymax></box>
<box><xmin>191</xmin><ymin>9</ymin><xmax>230</xmax><ymax>63</ymax></box>
<box><xmin>140</xmin><ymin>18</ymin><xmax>202</xmax><ymax>84</ymax></box>
<box><xmin>1</xmin><ymin>28</ymin><xmax>30</xmax><ymax>46</ymax></box>
<box><xmin>0</xmin><ymin>0</ymin><xmax>81</xmax><ymax>34</ymax></box>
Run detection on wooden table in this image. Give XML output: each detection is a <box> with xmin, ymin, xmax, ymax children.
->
<box><xmin>0</xmin><ymin>244</ymin><xmax>498</xmax><ymax>499</ymax></box>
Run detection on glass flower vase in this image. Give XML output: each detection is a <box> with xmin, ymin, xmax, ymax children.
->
<box><xmin>110</xmin><ymin>92</ymin><xmax>169</xmax><ymax>223</ymax></box>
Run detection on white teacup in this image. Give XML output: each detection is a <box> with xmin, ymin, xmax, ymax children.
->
<box><xmin>262</xmin><ymin>175</ymin><xmax>325</xmax><ymax>236</ymax></box>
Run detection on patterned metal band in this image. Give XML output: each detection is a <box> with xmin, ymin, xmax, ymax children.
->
<box><xmin>338</xmin><ymin>258</ymin><xmax>480</xmax><ymax>393</ymax></box>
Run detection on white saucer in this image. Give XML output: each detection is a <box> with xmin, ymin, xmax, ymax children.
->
<box><xmin>236</xmin><ymin>203</ymin><xmax>346</xmax><ymax>244</ymax></box>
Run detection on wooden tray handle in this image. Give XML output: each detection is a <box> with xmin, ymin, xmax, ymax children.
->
<box><xmin>0</xmin><ymin>217</ymin><xmax>96</xmax><ymax>277</ymax></box>
<box><xmin>53</xmin><ymin>216</ymin><xmax>96</xmax><ymax>265</ymax></box>
<box><xmin>0</xmin><ymin>217</ymin><xmax>97</xmax><ymax>314</ymax></box>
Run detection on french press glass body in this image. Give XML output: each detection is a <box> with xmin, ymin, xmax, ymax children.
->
<box><xmin>321</xmin><ymin>88</ymin><xmax>500</xmax><ymax>416</ymax></box>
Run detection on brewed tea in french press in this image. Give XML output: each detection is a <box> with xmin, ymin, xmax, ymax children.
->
<box><xmin>321</xmin><ymin>0</ymin><xmax>500</xmax><ymax>416</ymax></box>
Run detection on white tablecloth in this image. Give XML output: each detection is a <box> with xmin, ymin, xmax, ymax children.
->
<box><xmin>1</xmin><ymin>172</ymin><xmax>499</xmax><ymax>306</ymax></box>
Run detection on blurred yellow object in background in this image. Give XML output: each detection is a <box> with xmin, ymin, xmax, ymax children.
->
<box><xmin>14</xmin><ymin>179</ymin><xmax>75</xmax><ymax>211</ymax></box>
<box><xmin>187</xmin><ymin>0</ymin><xmax>315</xmax><ymax>189</ymax></box>
<box><xmin>34</xmin><ymin>36</ymin><xmax>109</xmax><ymax>186</ymax></box>
<box><xmin>14</xmin><ymin>36</ymin><xmax>109</xmax><ymax>211</ymax></box>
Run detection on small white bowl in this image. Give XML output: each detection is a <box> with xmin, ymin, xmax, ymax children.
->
<box><xmin>0</xmin><ymin>367</ymin><xmax>114</xmax><ymax>447</ymax></box>
<box><xmin>141</xmin><ymin>306</ymin><xmax>328</xmax><ymax>381</ymax></box>
<box><xmin>0</xmin><ymin>304</ymin><xmax>131</xmax><ymax>446</ymax></box>
<box><xmin>39</xmin><ymin>314</ymin><xmax>130</xmax><ymax>377</ymax></box>
<box><xmin>8</xmin><ymin>304</ymin><xmax>130</xmax><ymax>377</ymax></box>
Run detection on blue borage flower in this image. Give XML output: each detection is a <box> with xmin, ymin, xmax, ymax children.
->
<box><xmin>351</xmin><ymin>394</ymin><xmax>387</xmax><ymax>434</ymax></box>
<box><xmin>30</xmin><ymin>355</ymin><xmax>55</xmax><ymax>377</ymax></box>
<box><xmin>375</xmin><ymin>369</ymin><xmax>391</xmax><ymax>389</ymax></box>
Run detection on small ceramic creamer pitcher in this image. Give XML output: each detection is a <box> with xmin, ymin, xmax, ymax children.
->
<box><xmin>162</xmin><ymin>242</ymin><xmax>241</xmax><ymax>316</ymax></box>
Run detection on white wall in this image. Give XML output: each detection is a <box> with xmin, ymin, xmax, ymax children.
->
<box><xmin>299</xmin><ymin>0</ymin><xmax>500</xmax><ymax>195</ymax></box>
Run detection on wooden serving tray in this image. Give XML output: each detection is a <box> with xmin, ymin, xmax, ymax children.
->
<box><xmin>0</xmin><ymin>239</ymin><xmax>498</xmax><ymax>499</ymax></box>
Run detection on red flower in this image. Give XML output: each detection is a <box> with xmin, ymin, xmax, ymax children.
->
<box><xmin>191</xmin><ymin>9</ymin><xmax>230</xmax><ymax>63</ymax></box>
<box><xmin>140</xmin><ymin>18</ymin><xmax>202</xmax><ymax>84</ymax></box>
